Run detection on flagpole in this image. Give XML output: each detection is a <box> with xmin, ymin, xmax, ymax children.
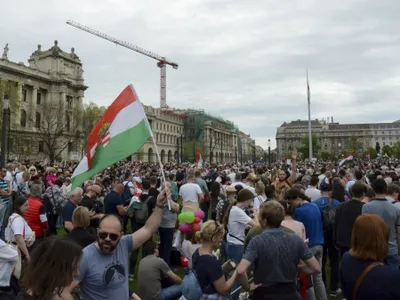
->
<box><xmin>135</xmin><ymin>88</ymin><xmax>171</xmax><ymax>210</ymax></box>
<box><xmin>307</xmin><ymin>70</ymin><xmax>313</xmax><ymax>161</ymax></box>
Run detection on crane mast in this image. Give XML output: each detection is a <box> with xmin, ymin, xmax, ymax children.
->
<box><xmin>66</xmin><ymin>19</ymin><xmax>178</xmax><ymax>108</ymax></box>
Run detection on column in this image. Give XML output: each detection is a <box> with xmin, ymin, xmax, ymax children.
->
<box><xmin>60</xmin><ymin>92</ymin><xmax>66</xmax><ymax>128</ymax></box>
<box><xmin>31</xmin><ymin>87</ymin><xmax>37</xmax><ymax>127</ymax></box>
<box><xmin>15</xmin><ymin>83</ymin><xmax>22</xmax><ymax>127</ymax></box>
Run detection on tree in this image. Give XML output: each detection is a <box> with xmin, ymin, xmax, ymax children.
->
<box><xmin>183</xmin><ymin>141</ymin><xmax>205</xmax><ymax>162</ymax></box>
<box><xmin>0</xmin><ymin>79</ymin><xmax>19</xmax><ymax>129</ymax></box>
<box><xmin>364</xmin><ymin>147</ymin><xmax>377</xmax><ymax>159</ymax></box>
<box><xmin>392</xmin><ymin>142</ymin><xmax>400</xmax><ymax>158</ymax></box>
<box><xmin>81</xmin><ymin>102</ymin><xmax>106</xmax><ymax>153</ymax></box>
<box><xmin>347</xmin><ymin>136</ymin><xmax>361</xmax><ymax>153</ymax></box>
<box><xmin>298</xmin><ymin>134</ymin><xmax>321</xmax><ymax>159</ymax></box>
<box><xmin>35</xmin><ymin>104</ymin><xmax>82</xmax><ymax>163</ymax></box>
<box><xmin>382</xmin><ymin>145</ymin><xmax>393</xmax><ymax>157</ymax></box>
<box><xmin>320</xmin><ymin>152</ymin><xmax>331</xmax><ymax>160</ymax></box>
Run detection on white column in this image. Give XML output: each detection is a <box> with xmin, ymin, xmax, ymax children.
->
<box><xmin>31</xmin><ymin>87</ymin><xmax>37</xmax><ymax>127</ymax></box>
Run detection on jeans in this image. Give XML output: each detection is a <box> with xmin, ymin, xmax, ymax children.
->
<box><xmin>129</xmin><ymin>221</ymin><xmax>144</xmax><ymax>275</ymax></box>
<box><xmin>226</xmin><ymin>243</ymin><xmax>243</xmax><ymax>300</ymax></box>
<box><xmin>160</xmin><ymin>284</ymin><xmax>182</xmax><ymax>300</ymax></box>
<box><xmin>386</xmin><ymin>254</ymin><xmax>399</xmax><ymax>269</ymax></box>
<box><xmin>307</xmin><ymin>245</ymin><xmax>327</xmax><ymax>300</ymax></box>
<box><xmin>322</xmin><ymin>233</ymin><xmax>339</xmax><ymax>292</ymax></box>
<box><xmin>159</xmin><ymin>227</ymin><xmax>174</xmax><ymax>266</ymax></box>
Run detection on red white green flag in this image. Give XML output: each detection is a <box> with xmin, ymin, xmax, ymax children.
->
<box><xmin>71</xmin><ymin>85</ymin><xmax>151</xmax><ymax>188</ymax></box>
<box><xmin>339</xmin><ymin>152</ymin><xmax>354</xmax><ymax>167</ymax></box>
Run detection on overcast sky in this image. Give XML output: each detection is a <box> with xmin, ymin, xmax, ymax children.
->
<box><xmin>2</xmin><ymin>0</ymin><xmax>400</xmax><ymax>149</ymax></box>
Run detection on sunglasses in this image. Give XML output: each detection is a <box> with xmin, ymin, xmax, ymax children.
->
<box><xmin>98</xmin><ymin>232</ymin><xmax>120</xmax><ymax>241</ymax></box>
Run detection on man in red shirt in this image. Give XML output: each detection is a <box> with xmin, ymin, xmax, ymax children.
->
<box><xmin>25</xmin><ymin>184</ymin><xmax>48</xmax><ymax>251</ymax></box>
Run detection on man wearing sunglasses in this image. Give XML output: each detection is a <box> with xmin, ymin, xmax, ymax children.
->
<box><xmin>67</xmin><ymin>183</ymin><xmax>170</xmax><ymax>300</ymax></box>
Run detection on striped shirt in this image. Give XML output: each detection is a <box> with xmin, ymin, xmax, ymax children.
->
<box><xmin>0</xmin><ymin>178</ymin><xmax>10</xmax><ymax>205</ymax></box>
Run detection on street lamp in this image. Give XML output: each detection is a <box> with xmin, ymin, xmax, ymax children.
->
<box><xmin>338</xmin><ymin>143</ymin><xmax>342</xmax><ymax>158</ymax></box>
<box><xmin>268</xmin><ymin>139</ymin><xmax>271</xmax><ymax>167</ymax></box>
<box><xmin>1</xmin><ymin>95</ymin><xmax>9</xmax><ymax>168</ymax></box>
<box><xmin>179</xmin><ymin>129</ymin><xmax>184</xmax><ymax>163</ymax></box>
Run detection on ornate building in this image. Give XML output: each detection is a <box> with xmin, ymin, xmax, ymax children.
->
<box><xmin>0</xmin><ymin>41</ymin><xmax>87</xmax><ymax>161</ymax></box>
<box><xmin>276</xmin><ymin>118</ymin><xmax>400</xmax><ymax>158</ymax></box>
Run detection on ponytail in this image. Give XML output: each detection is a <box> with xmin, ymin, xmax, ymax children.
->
<box><xmin>195</xmin><ymin>231</ymin><xmax>202</xmax><ymax>243</ymax></box>
<box><xmin>223</xmin><ymin>200</ymin><xmax>237</xmax><ymax>228</ymax></box>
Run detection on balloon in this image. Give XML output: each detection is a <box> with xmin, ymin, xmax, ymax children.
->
<box><xmin>184</xmin><ymin>212</ymin><xmax>195</xmax><ymax>224</ymax></box>
<box><xmin>191</xmin><ymin>223</ymin><xmax>201</xmax><ymax>233</ymax></box>
<box><xmin>178</xmin><ymin>213</ymin><xmax>185</xmax><ymax>223</ymax></box>
<box><xmin>194</xmin><ymin>217</ymin><xmax>201</xmax><ymax>224</ymax></box>
<box><xmin>179</xmin><ymin>222</ymin><xmax>192</xmax><ymax>234</ymax></box>
<box><xmin>194</xmin><ymin>210</ymin><xmax>205</xmax><ymax>220</ymax></box>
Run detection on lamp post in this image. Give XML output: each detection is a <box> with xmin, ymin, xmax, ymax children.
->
<box><xmin>268</xmin><ymin>139</ymin><xmax>271</xmax><ymax>167</ymax></box>
<box><xmin>1</xmin><ymin>95</ymin><xmax>9</xmax><ymax>168</ymax></box>
<box><xmin>338</xmin><ymin>142</ymin><xmax>342</xmax><ymax>159</ymax></box>
<box><xmin>180</xmin><ymin>130</ymin><xmax>184</xmax><ymax>163</ymax></box>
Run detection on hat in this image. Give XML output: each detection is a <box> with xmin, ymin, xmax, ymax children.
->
<box><xmin>320</xmin><ymin>183</ymin><xmax>332</xmax><ymax>192</ymax></box>
<box><xmin>226</xmin><ymin>186</ymin><xmax>237</xmax><ymax>194</ymax></box>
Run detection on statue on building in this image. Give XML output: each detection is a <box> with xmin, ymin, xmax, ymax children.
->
<box><xmin>32</xmin><ymin>44</ymin><xmax>42</xmax><ymax>55</ymax></box>
<box><xmin>2</xmin><ymin>43</ymin><xmax>9</xmax><ymax>60</ymax></box>
<box><xmin>70</xmin><ymin>47</ymin><xmax>79</xmax><ymax>60</ymax></box>
<box><xmin>51</xmin><ymin>40</ymin><xmax>61</xmax><ymax>56</ymax></box>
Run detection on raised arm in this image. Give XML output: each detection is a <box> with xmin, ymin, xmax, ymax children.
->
<box><xmin>132</xmin><ymin>183</ymin><xmax>169</xmax><ymax>249</ymax></box>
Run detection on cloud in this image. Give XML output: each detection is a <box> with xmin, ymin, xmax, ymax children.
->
<box><xmin>1</xmin><ymin>0</ymin><xmax>400</xmax><ymax>150</ymax></box>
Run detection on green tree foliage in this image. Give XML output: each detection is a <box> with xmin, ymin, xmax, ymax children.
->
<box><xmin>347</xmin><ymin>136</ymin><xmax>361</xmax><ymax>153</ymax></box>
<box><xmin>298</xmin><ymin>134</ymin><xmax>321</xmax><ymax>159</ymax></box>
<box><xmin>364</xmin><ymin>147</ymin><xmax>377</xmax><ymax>159</ymax></box>
<box><xmin>392</xmin><ymin>142</ymin><xmax>400</xmax><ymax>158</ymax></box>
<box><xmin>382</xmin><ymin>145</ymin><xmax>393</xmax><ymax>157</ymax></box>
<box><xmin>183</xmin><ymin>141</ymin><xmax>205</xmax><ymax>162</ymax></box>
<box><xmin>319</xmin><ymin>151</ymin><xmax>331</xmax><ymax>160</ymax></box>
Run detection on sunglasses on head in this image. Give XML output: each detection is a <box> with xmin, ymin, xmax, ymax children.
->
<box><xmin>98</xmin><ymin>232</ymin><xmax>120</xmax><ymax>241</ymax></box>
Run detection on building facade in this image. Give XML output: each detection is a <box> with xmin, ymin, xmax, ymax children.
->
<box><xmin>276</xmin><ymin>118</ymin><xmax>400</xmax><ymax>158</ymax></box>
<box><xmin>0</xmin><ymin>41</ymin><xmax>87</xmax><ymax>161</ymax></box>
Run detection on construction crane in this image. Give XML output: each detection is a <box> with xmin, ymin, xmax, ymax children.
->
<box><xmin>66</xmin><ymin>19</ymin><xmax>178</xmax><ymax>108</ymax></box>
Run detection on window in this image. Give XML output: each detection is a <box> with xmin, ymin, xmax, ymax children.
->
<box><xmin>37</xmin><ymin>92</ymin><xmax>41</xmax><ymax>105</ymax></box>
<box><xmin>35</xmin><ymin>112</ymin><xmax>41</xmax><ymax>129</ymax></box>
<box><xmin>22</xmin><ymin>89</ymin><xmax>27</xmax><ymax>102</ymax></box>
<box><xmin>38</xmin><ymin>141</ymin><xmax>44</xmax><ymax>153</ymax></box>
<box><xmin>66</xmin><ymin>96</ymin><xmax>73</xmax><ymax>108</ymax></box>
<box><xmin>20</xmin><ymin>110</ymin><xmax>27</xmax><ymax>127</ymax></box>
<box><xmin>66</xmin><ymin>115</ymin><xmax>70</xmax><ymax>131</ymax></box>
<box><xmin>383</xmin><ymin>142</ymin><xmax>386</xmax><ymax>146</ymax></box>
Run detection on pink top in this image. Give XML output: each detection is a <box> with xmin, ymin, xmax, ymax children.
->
<box><xmin>46</xmin><ymin>174</ymin><xmax>57</xmax><ymax>186</ymax></box>
<box><xmin>281</xmin><ymin>218</ymin><xmax>306</xmax><ymax>241</ymax></box>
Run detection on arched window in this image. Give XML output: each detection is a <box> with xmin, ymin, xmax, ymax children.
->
<box><xmin>20</xmin><ymin>110</ymin><xmax>27</xmax><ymax>127</ymax></box>
<box><xmin>35</xmin><ymin>112</ymin><xmax>41</xmax><ymax>129</ymax></box>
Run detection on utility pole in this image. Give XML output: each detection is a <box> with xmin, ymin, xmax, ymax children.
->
<box><xmin>268</xmin><ymin>139</ymin><xmax>271</xmax><ymax>167</ymax></box>
<box><xmin>1</xmin><ymin>95</ymin><xmax>9</xmax><ymax>168</ymax></box>
<box><xmin>307</xmin><ymin>70</ymin><xmax>313</xmax><ymax>161</ymax></box>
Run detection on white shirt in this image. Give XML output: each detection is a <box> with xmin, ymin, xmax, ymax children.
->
<box><xmin>253</xmin><ymin>195</ymin><xmax>266</xmax><ymax>210</ymax></box>
<box><xmin>230</xmin><ymin>182</ymin><xmax>256</xmax><ymax>196</ymax></box>
<box><xmin>15</xmin><ymin>172</ymin><xmax>24</xmax><ymax>184</ymax></box>
<box><xmin>318</xmin><ymin>174</ymin><xmax>329</xmax><ymax>186</ymax></box>
<box><xmin>227</xmin><ymin>206</ymin><xmax>251</xmax><ymax>245</ymax></box>
<box><xmin>179</xmin><ymin>183</ymin><xmax>202</xmax><ymax>203</ymax></box>
<box><xmin>0</xmin><ymin>239</ymin><xmax>18</xmax><ymax>287</ymax></box>
<box><xmin>4</xmin><ymin>171</ymin><xmax>12</xmax><ymax>183</ymax></box>
<box><xmin>305</xmin><ymin>187</ymin><xmax>322</xmax><ymax>201</ymax></box>
<box><xmin>5</xmin><ymin>213</ymin><xmax>34</xmax><ymax>243</ymax></box>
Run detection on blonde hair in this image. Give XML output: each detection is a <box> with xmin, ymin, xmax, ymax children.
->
<box><xmin>195</xmin><ymin>220</ymin><xmax>225</xmax><ymax>243</ymax></box>
<box><xmin>22</xmin><ymin>171</ymin><xmax>30</xmax><ymax>181</ymax></box>
<box><xmin>255</xmin><ymin>180</ymin><xmax>265</xmax><ymax>196</ymax></box>
<box><xmin>72</xmin><ymin>206</ymin><xmax>90</xmax><ymax>228</ymax></box>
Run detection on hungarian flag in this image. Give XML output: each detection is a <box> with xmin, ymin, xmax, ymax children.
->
<box><xmin>71</xmin><ymin>85</ymin><xmax>151</xmax><ymax>188</ymax></box>
<box><xmin>339</xmin><ymin>152</ymin><xmax>354</xmax><ymax>167</ymax></box>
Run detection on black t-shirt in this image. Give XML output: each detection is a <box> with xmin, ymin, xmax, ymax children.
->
<box><xmin>67</xmin><ymin>227</ymin><xmax>96</xmax><ymax>249</ymax></box>
<box><xmin>148</xmin><ymin>187</ymin><xmax>160</xmax><ymax>199</ymax></box>
<box><xmin>192</xmin><ymin>249</ymin><xmax>223</xmax><ymax>295</ymax></box>
<box><xmin>104</xmin><ymin>190</ymin><xmax>123</xmax><ymax>215</ymax></box>
<box><xmin>16</xmin><ymin>293</ymin><xmax>34</xmax><ymax>299</ymax></box>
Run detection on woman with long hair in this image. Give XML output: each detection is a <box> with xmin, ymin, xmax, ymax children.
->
<box><xmin>67</xmin><ymin>206</ymin><xmax>96</xmax><ymax>249</ymax></box>
<box><xmin>5</xmin><ymin>196</ymin><xmax>35</xmax><ymax>264</ymax></box>
<box><xmin>332</xmin><ymin>178</ymin><xmax>346</xmax><ymax>202</ymax></box>
<box><xmin>253</xmin><ymin>180</ymin><xmax>267</xmax><ymax>210</ymax></box>
<box><xmin>224</xmin><ymin>189</ymin><xmax>259</xmax><ymax>264</ymax></box>
<box><xmin>17</xmin><ymin>236</ymin><xmax>82</xmax><ymax>300</ymax></box>
<box><xmin>192</xmin><ymin>221</ymin><xmax>237</xmax><ymax>298</ymax></box>
<box><xmin>340</xmin><ymin>214</ymin><xmax>400</xmax><ymax>300</ymax></box>
<box><xmin>210</xmin><ymin>182</ymin><xmax>226</xmax><ymax>221</ymax></box>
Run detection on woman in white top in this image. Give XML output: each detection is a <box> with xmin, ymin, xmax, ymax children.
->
<box><xmin>253</xmin><ymin>180</ymin><xmax>267</xmax><ymax>210</ymax></box>
<box><xmin>5</xmin><ymin>196</ymin><xmax>35</xmax><ymax>263</ymax></box>
<box><xmin>181</xmin><ymin>232</ymin><xmax>201</xmax><ymax>269</ymax></box>
<box><xmin>224</xmin><ymin>189</ymin><xmax>259</xmax><ymax>264</ymax></box>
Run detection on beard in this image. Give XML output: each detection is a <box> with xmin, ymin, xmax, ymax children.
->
<box><xmin>97</xmin><ymin>236</ymin><xmax>119</xmax><ymax>254</ymax></box>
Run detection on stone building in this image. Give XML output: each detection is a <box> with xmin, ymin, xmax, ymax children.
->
<box><xmin>276</xmin><ymin>118</ymin><xmax>400</xmax><ymax>158</ymax></box>
<box><xmin>238</xmin><ymin>131</ymin><xmax>256</xmax><ymax>162</ymax></box>
<box><xmin>0</xmin><ymin>41</ymin><xmax>87</xmax><ymax>161</ymax></box>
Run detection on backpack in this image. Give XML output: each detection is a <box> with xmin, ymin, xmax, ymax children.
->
<box><xmin>319</xmin><ymin>177</ymin><xmax>327</xmax><ymax>189</ymax></box>
<box><xmin>46</xmin><ymin>187</ymin><xmax>65</xmax><ymax>216</ymax></box>
<box><xmin>134</xmin><ymin>196</ymin><xmax>153</xmax><ymax>224</ymax></box>
<box><xmin>322</xmin><ymin>198</ymin><xmax>336</xmax><ymax>232</ymax></box>
<box><xmin>122</xmin><ymin>182</ymin><xmax>133</xmax><ymax>204</ymax></box>
<box><xmin>181</xmin><ymin>269</ymin><xmax>202</xmax><ymax>300</ymax></box>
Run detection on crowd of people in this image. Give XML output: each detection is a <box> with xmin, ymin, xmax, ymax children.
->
<box><xmin>1</xmin><ymin>154</ymin><xmax>400</xmax><ymax>299</ymax></box>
